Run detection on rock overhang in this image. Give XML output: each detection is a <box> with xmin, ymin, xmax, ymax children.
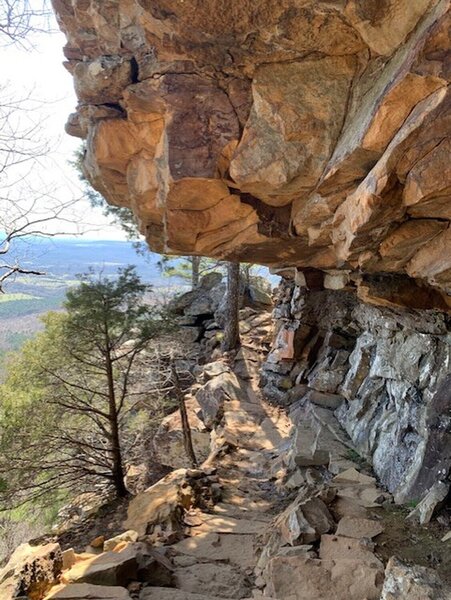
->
<box><xmin>52</xmin><ymin>0</ymin><xmax>451</xmax><ymax>309</ymax></box>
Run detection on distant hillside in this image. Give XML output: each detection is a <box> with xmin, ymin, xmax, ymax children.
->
<box><xmin>0</xmin><ymin>237</ymin><xmax>276</xmax><ymax>368</ymax></box>
<box><xmin>0</xmin><ymin>237</ymin><xmax>187</xmax><ymax>367</ymax></box>
<box><xmin>5</xmin><ymin>237</ymin><xmax>172</xmax><ymax>285</ymax></box>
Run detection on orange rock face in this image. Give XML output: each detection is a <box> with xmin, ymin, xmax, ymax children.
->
<box><xmin>52</xmin><ymin>0</ymin><xmax>451</xmax><ymax>307</ymax></box>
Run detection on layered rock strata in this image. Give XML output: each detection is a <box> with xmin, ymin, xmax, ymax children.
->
<box><xmin>262</xmin><ymin>277</ymin><xmax>451</xmax><ymax>503</ymax></box>
<box><xmin>52</xmin><ymin>0</ymin><xmax>451</xmax><ymax>305</ymax></box>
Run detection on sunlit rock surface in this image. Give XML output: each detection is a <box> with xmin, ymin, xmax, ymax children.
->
<box><xmin>53</xmin><ymin>0</ymin><xmax>450</xmax><ymax>307</ymax></box>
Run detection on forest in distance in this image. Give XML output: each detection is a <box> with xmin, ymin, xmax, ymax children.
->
<box><xmin>0</xmin><ymin>237</ymin><xmax>187</xmax><ymax>362</ymax></box>
<box><xmin>0</xmin><ymin>236</ymin><xmax>276</xmax><ymax>364</ymax></box>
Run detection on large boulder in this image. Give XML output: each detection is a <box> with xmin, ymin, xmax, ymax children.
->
<box><xmin>195</xmin><ymin>370</ymin><xmax>245</xmax><ymax>429</ymax></box>
<box><xmin>169</xmin><ymin>274</ymin><xmax>223</xmax><ymax>317</ymax></box>
<box><xmin>153</xmin><ymin>398</ymin><xmax>211</xmax><ymax>468</ymax></box>
<box><xmin>61</xmin><ymin>545</ymin><xmax>139</xmax><ymax>587</ymax></box>
<box><xmin>271</xmin><ymin>488</ymin><xmax>335</xmax><ymax>547</ymax></box>
<box><xmin>380</xmin><ymin>556</ymin><xmax>451</xmax><ymax>599</ymax></box>
<box><xmin>286</xmin><ymin>399</ymin><xmax>357</xmax><ymax>474</ymax></box>
<box><xmin>124</xmin><ymin>468</ymin><xmax>219</xmax><ymax>538</ymax></box>
<box><xmin>123</xmin><ymin>469</ymin><xmax>193</xmax><ymax>537</ymax></box>
<box><xmin>0</xmin><ymin>543</ymin><xmax>62</xmax><ymax>600</ymax></box>
<box><xmin>55</xmin><ymin>1</ymin><xmax>451</xmax><ymax>300</ymax></box>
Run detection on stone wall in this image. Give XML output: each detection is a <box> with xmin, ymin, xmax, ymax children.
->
<box><xmin>262</xmin><ymin>277</ymin><xmax>451</xmax><ymax>503</ymax></box>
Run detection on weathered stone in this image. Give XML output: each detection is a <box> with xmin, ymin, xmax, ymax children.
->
<box><xmin>89</xmin><ymin>536</ymin><xmax>104</xmax><ymax>549</ymax></box>
<box><xmin>335</xmin><ymin>517</ymin><xmax>384</xmax><ymax>539</ymax></box>
<box><xmin>305</xmin><ymin>390</ymin><xmax>344</xmax><ymax>411</ymax></box>
<box><xmin>287</xmin><ymin>401</ymin><xmax>356</xmax><ymax>474</ymax></box>
<box><xmin>44</xmin><ymin>584</ymin><xmax>132</xmax><ymax>599</ymax></box>
<box><xmin>173</xmin><ymin>562</ymin><xmax>250</xmax><ymax>599</ymax></box>
<box><xmin>61</xmin><ymin>549</ymin><xmax>76</xmax><ymax>571</ymax></box>
<box><xmin>285</xmin><ymin>469</ymin><xmax>306</xmax><ymax>490</ymax></box>
<box><xmin>332</xmin><ymin>469</ymin><xmax>376</xmax><ymax>486</ymax></box>
<box><xmin>73</xmin><ymin>56</ymin><xmax>132</xmax><ymax>104</ymax></box>
<box><xmin>265</xmin><ymin>554</ymin><xmax>384</xmax><ymax>600</ymax></box>
<box><xmin>269</xmin><ymin>288</ymin><xmax>451</xmax><ymax>504</ymax></box>
<box><xmin>407</xmin><ymin>481</ymin><xmax>450</xmax><ymax>525</ymax></box>
<box><xmin>124</xmin><ymin>464</ymin><xmax>148</xmax><ymax>495</ymax></box>
<box><xmin>61</xmin><ymin>546</ymin><xmax>139</xmax><ymax>587</ymax></box>
<box><xmin>378</xmin><ymin>220</ymin><xmax>448</xmax><ymax>272</ymax></box>
<box><xmin>54</xmin><ymin>0</ymin><xmax>451</xmax><ymax>296</ymax></box>
<box><xmin>273</xmin><ymin>489</ymin><xmax>335</xmax><ymax>546</ymax></box>
<box><xmin>124</xmin><ymin>469</ymin><xmax>193</xmax><ymax>536</ymax></box>
<box><xmin>407</xmin><ymin>226</ymin><xmax>451</xmax><ymax>294</ymax></box>
<box><xmin>103</xmin><ymin>531</ymin><xmax>139</xmax><ymax>553</ymax></box>
<box><xmin>231</xmin><ymin>56</ymin><xmax>356</xmax><ymax>203</ymax></box>
<box><xmin>331</xmin><ymin>497</ymin><xmax>371</xmax><ymax>521</ymax></box>
<box><xmin>323</xmin><ymin>271</ymin><xmax>351</xmax><ymax>291</ymax></box>
<box><xmin>195</xmin><ymin>371</ymin><xmax>245</xmax><ymax>429</ymax></box>
<box><xmin>380</xmin><ymin>556</ymin><xmax>451</xmax><ymax>599</ymax></box>
<box><xmin>169</xmin><ymin>274</ymin><xmax>223</xmax><ymax>317</ymax></box>
<box><xmin>201</xmin><ymin>361</ymin><xmax>230</xmax><ymax>381</ymax></box>
<box><xmin>319</xmin><ymin>535</ymin><xmax>383</xmax><ymax>568</ymax></box>
<box><xmin>0</xmin><ymin>543</ymin><xmax>62</xmax><ymax>600</ymax></box>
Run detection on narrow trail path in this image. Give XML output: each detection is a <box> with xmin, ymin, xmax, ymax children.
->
<box><xmin>143</xmin><ymin>372</ymin><xmax>292</xmax><ymax>600</ymax></box>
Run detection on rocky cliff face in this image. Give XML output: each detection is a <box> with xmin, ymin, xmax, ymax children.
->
<box><xmin>51</xmin><ymin>0</ymin><xmax>451</xmax><ymax>506</ymax></box>
<box><xmin>53</xmin><ymin>0</ymin><xmax>451</xmax><ymax>309</ymax></box>
<box><xmin>262</xmin><ymin>277</ymin><xmax>451</xmax><ymax>503</ymax></box>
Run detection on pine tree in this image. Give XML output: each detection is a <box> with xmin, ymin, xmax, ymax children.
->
<box><xmin>0</xmin><ymin>267</ymin><xmax>168</xmax><ymax>506</ymax></box>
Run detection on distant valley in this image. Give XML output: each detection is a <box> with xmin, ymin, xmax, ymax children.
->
<box><xmin>0</xmin><ymin>238</ymin><xmax>187</xmax><ymax>365</ymax></box>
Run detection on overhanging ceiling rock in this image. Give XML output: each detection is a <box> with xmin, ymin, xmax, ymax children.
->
<box><xmin>52</xmin><ymin>0</ymin><xmax>451</xmax><ymax>308</ymax></box>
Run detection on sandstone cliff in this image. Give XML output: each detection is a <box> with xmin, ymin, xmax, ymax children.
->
<box><xmin>52</xmin><ymin>0</ymin><xmax>451</xmax><ymax>309</ymax></box>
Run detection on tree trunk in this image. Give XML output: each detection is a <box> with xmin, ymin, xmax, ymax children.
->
<box><xmin>191</xmin><ymin>256</ymin><xmax>200</xmax><ymax>289</ymax></box>
<box><xmin>222</xmin><ymin>261</ymin><xmax>241</xmax><ymax>352</ymax></box>
<box><xmin>242</xmin><ymin>263</ymin><xmax>251</xmax><ymax>287</ymax></box>
<box><xmin>171</xmin><ymin>364</ymin><xmax>197</xmax><ymax>468</ymax></box>
<box><xmin>105</xmin><ymin>347</ymin><xmax>128</xmax><ymax>497</ymax></box>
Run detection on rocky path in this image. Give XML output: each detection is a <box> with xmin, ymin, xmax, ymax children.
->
<box><xmin>131</xmin><ymin>358</ymin><xmax>451</xmax><ymax>600</ymax></box>
<box><xmin>3</xmin><ymin>310</ymin><xmax>451</xmax><ymax>599</ymax></box>
<box><xmin>148</xmin><ymin>372</ymin><xmax>292</xmax><ymax>600</ymax></box>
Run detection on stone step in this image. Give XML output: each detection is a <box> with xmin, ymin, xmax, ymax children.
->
<box><xmin>139</xmin><ymin>588</ymin><xmax>229</xmax><ymax>600</ymax></box>
<box><xmin>173</xmin><ymin>531</ymin><xmax>257</xmax><ymax>568</ymax></box>
<box><xmin>212</xmin><ymin>502</ymin><xmax>273</xmax><ymax>522</ymax></box>
<box><xmin>173</xmin><ymin>561</ymin><xmax>251</xmax><ymax>598</ymax></box>
<box><xmin>45</xmin><ymin>583</ymin><xmax>132</xmax><ymax>599</ymax></box>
